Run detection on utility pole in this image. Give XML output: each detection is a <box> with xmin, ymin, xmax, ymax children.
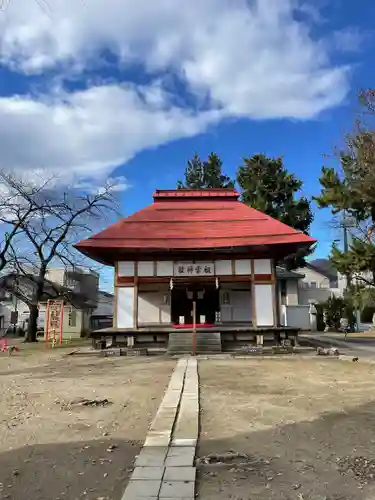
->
<box><xmin>342</xmin><ymin>209</ymin><xmax>351</xmax><ymax>289</ymax></box>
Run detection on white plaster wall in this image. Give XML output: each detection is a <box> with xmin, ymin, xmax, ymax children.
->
<box><xmin>137</xmin><ymin>284</ymin><xmax>170</xmax><ymax>324</ymax></box>
<box><xmin>156</xmin><ymin>261</ymin><xmax>173</xmax><ymax>276</ymax></box>
<box><xmin>215</xmin><ymin>260</ymin><xmax>232</xmax><ymax>275</ymax></box>
<box><xmin>234</xmin><ymin>259</ymin><xmax>251</xmax><ymax>275</ymax></box>
<box><xmin>254</xmin><ymin>284</ymin><xmax>274</xmax><ymax>326</ymax></box>
<box><xmin>118</xmin><ymin>262</ymin><xmax>135</xmax><ymax>277</ymax></box>
<box><xmin>254</xmin><ymin>259</ymin><xmax>272</xmax><ymax>274</ymax></box>
<box><xmin>286</xmin><ymin>280</ymin><xmax>299</xmax><ymax>305</ymax></box>
<box><xmin>138</xmin><ymin>261</ymin><xmax>154</xmax><ymax>277</ymax></box>
<box><xmin>116</xmin><ymin>287</ymin><xmax>134</xmax><ymax>328</ymax></box>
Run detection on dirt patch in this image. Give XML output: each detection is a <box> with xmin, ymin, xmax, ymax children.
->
<box><xmin>198</xmin><ymin>358</ymin><xmax>375</xmax><ymax>499</ymax></box>
<box><xmin>0</xmin><ymin>350</ymin><xmax>175</xmax><ymax>500</ymax></box>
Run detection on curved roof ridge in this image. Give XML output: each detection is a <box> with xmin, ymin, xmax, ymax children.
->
<box><xmin>153</xmin><ymin>189</ymin><xmax>239</xmax><ymax>200</ymax></box>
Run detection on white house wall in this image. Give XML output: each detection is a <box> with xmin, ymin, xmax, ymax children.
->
<box><xmin>296</xmin><ymin>266</ymin><xmax>331</xmax><ymax>288</ymax></box>
<box><xmin>285</xmin><ymin>280</ymin><xmax>299</xmax><ymax>305</ymax></box>
<box><xmin>0</xmin><ymin>299</ymin><xmax>30</xmax><ymax>331</ymax></box>
<box><xmin>298</xmin><ymin>288</ymin><xmax>338</xmax><ymax>305</ymax></box>
<box><xmin>281</xmin><ymin>305</ymin><xmax>310</xmax><ymax>330</ymax></box>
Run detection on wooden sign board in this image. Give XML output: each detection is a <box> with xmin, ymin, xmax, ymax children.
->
<box><xmin>174</xmin><ymin>262</ymin><xmax>214</xmax><ymax>277</ymax></box>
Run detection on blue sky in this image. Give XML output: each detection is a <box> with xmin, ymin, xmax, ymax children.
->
<box><xmin>0</xmin><ymin>0</ymin><xmax>374</xmax><ymax>290</ymax></box>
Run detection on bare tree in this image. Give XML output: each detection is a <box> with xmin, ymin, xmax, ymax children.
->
<box><xmin>0</xmin><ymin>171</ymin><xmax>55</xmax><ymax>273</ymax></box>
<box><xmin>18</xmin><ymin>187</ymin><xmax>115</xmax><ymax>342</ymax></box>
<box><xmin>0</xmin><ymin>172</ymin><xmax>117</xmax><ymax>341</ymax></box>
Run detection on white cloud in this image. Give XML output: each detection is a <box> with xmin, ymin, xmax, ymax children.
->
<box><xmin>0</xmin><ymin>0</ymin><xmax>352</xmax><ymax>181</ymax></box>
<box><xmin>0</xmin><ymin>83</ymin><xmax>218</xmax><ymax>182</ymax></box>
<box><xmin>332</xmin><ymin>28</ymin><xmax>366</xmax><ymax>53</ymax></box>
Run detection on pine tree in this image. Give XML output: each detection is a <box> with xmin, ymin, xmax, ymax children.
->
<box><xmin>315</xmin><ymin>90</ymin><xmax>375</xmax><ymax>287</ymax></box>
<box><xmin>237</xmin><ymin>154</ymin><xmax>314</xmax><ymax>269</ymax></box>
<box><xmin>177</xmin><ymin>152</ymin><xmax>235</xmax><ymax>189</ymax></box>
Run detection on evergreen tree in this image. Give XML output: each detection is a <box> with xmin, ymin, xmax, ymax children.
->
<box><xmin>237</xmin><ymin>154</ymin><xmax>314</xmax><ymax>269</ymax></box>
<box><xmin>177</xmin><ymin>152</ymin><xmax>235</xmax><ymax>189</ymax></box>
<box><xmin>315</xmin><ymin>90</ymin><xmax>375</xmax><ymax>287</ymax></box>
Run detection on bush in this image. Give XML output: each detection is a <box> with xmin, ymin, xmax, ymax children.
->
<box><xmin>321</xmin><ymin>296</ymin><xmax>355</xmax><ymax>331</ymax></box>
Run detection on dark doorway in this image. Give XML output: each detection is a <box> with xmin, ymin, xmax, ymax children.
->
<box><xmin>171</xmin><ymin>284</ymin><xmax>219</xmax><ymax>325</ymax></box>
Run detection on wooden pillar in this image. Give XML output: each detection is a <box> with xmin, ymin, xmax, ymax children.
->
<box><xmin>131</xmin><ymin>264</ymin><xmax>138</xmax><ymax>348</ymax></box>
<box><xmin>133</xmin><ymin>278</ymin><xmax>138</xmax><ymax>329</ymax></box>
<box><xmin>113</xmin><ymin>262</ymin><xmax>118</xmax><ymax>328</ymax></box>
<box><xmin>250</xmin><ymin>260</ymin><xmax>257</xmax><ymax>326</ymax></box>
<box><xmin>271</xmin><ymin>259</ymin><xmax>279</xmax><ymax>327</ymax></box>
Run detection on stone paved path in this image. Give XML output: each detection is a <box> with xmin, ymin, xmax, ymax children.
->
<box><xmin>121</xmin><ymin>357</ymin><xmax>198</xmax><ymax>499</ymax></box>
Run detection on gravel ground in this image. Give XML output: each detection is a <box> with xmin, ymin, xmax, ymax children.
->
<box><xmin>0</xmin><ymin>349</ymin><xmax>175</xmax><ymax>500</ymax></box>
<box><xmin>197</xmin><ymin>357</ymin><xmax>375</xmax><ymax>500</ymax></box>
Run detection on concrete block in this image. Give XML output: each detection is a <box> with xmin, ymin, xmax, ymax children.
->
<box><xmin>164</xmin><ymin>467</ymin><xmax>196</xmax><ymax>482</ymax></box>
<box><xmin>121</xmin><ymin>497</ymin><xmax>157</xmax><ymax>500</ymax></box>
<box><xmin>165</xmin><ymin>447</ymin><xmax>195</xmax><ymax>467</ymax></box>
<box><xmin>155</xmin><ymin>407</ymin><xmax>177</xmax><ymax>419</ymax></box>
<box><xmin>150</xmin><ymin>420</ymin><xmax>176</xmax><ymax>434</ymax></box>
<box><xmin>159</xmin><ymin>480</ymin><xmax>195</xmax><ymax>498</ymax></box>
<box><xmin>171</xmin><ymin>438</ymin><xmax>197</xmax><ymax>447</ymax></box>
<box><xmin>144</xmin><ymin>435</ymin><xmax>171</xmax><ymax>447</ymax></box>
<box><xmin>135</xmin><ymin>447</ymin><xmax>168</xmax><ymax>467</ymax></box>
<box><xmin>122</xmin><ymin>479</ymin><xmax>161</xmax><ymax>498</ymax></box>
<box><xmin>131</xmin><ymin>467</ymin><xmax>165</xmax><ymax>481</ymax></box>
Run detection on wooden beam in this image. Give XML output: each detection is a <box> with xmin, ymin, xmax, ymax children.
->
<box><xmin>251</xmin><ymin>259</ymin><xmax>257</xmax><ymax>327</ymax></box>
<box><xmin>117</xmin><ymin>276</ymin><xmax>136</xmax><ymax>285</ymax></box>
<box><xmin>253</xmin><ymin>273</ymin><xmax>273</xmax><ymax>281</ymax></box>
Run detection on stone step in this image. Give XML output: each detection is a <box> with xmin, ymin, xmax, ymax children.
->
<box><xmin>168</xmin><ymin>330</ymin><xmax>222</xmax><ymax>354</ymax></box>
<box><xmin>168</xmin><ymin>345</ymin><xmax>222</xmax><ymax>353</ymax></box>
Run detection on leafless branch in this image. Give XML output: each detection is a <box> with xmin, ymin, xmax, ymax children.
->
<box><xmin>0</xmin><ymin>171</ymin><xmax>117</xmax><ymax>341</ymax></box>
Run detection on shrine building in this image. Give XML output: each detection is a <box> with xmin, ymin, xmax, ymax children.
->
<box><xmin>75</xmin><ymin>189</ymin><xmax>315</xmax><ymax>352</ymax></box>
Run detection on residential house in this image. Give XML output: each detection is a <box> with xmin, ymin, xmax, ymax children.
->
<box><xmin>0</xmin><ymin>267</ymin><xmax>99</xmax><ymax>338</ymax></box>
<box><xmin>295</xmin><ymin>260</ymin><xmax>346</xmax><ymax>305</ymax></box>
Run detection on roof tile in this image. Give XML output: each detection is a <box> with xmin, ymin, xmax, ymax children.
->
<box><xmin>76</xmin><ymin>189</ymin><xmax>315</xmax><ymax>255</ymax></box>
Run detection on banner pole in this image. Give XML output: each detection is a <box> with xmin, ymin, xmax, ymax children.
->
<box><xmin>192</xmin><ymin>300</ymin><xmax>197</xmax><ymax>356</ymax></box>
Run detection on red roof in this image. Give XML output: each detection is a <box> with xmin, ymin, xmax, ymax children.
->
<box><xmin>75</xmin><ymin>189</ymin><xmax>315</xmax><ymax>259</ymax></box>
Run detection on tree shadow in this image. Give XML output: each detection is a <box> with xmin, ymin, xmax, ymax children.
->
<box><xmin>197</xmin><ymin>398</ymin><xmax>375</xmax><ymax>499</ymax></box>
<box><xmin>0</xmin><ymin>437</ymin><xmax>141</xmax><ymax>500</ymax></box>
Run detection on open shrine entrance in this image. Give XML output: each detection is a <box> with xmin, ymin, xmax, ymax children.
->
<box><xmin>171</xmin><ymin>282</ymin><xmax>220</xmax><ymax>326</ymax></box>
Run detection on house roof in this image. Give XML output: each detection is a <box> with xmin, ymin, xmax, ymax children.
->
<box><xmin>276</xmin><ymin>266</ymin><xmax>305</xmax><ymax>280</ymax></box>
<box><xmin>0</xmin><ymin>273</ymin><xmax>96</xmax><ymax>309</ymax></box>
<box><xmin>75</xmin><ymin>189</ymin><xmax>315</xmax><ymax>263</ymax></box>
<box><xmin>307</xmin><ymin>259</ymin><xmax>338</xmax><ymax>280</ymax></box>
